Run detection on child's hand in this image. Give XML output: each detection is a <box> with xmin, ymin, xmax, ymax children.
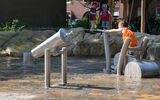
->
<box><xmin>105</xmin><ymin>30</ymin><xmax>108</xmax><ymax>33</ymax></box>
<box><xmin>105</xmin><ymin>30</ymin><xmax>110</xmax><ymax>34</ymax></box>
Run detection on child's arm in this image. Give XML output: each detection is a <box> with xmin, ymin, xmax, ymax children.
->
<box><xmin>105</xmin><ymin>28</ymin><xmax>122</xmax><ymax>35</ymax></box>
<box><xmin>90</xmin><ymin>12</ymin><xmax>96</xmax><ymax>15</ymax></box>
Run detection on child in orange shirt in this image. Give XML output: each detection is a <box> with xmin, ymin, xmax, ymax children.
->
<box><xmin>104</xmin><ymin>20</ymin><xmax>138</xmax><ymax>47</ymax></box>
<box><xmin>104</xmin><ymin>20</ymin><xmax>138</xmax><ymax>73</ymax></box>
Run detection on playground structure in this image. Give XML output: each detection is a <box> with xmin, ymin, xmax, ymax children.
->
<box><xmin>23</xmin><ymin>28</ymin><xmax>159</xmax><ymax>88</ymax></box>
<box><xmin>115</xmin><ymin>36</ymin><xmax>159</xmax><ymax>77</ymax></box>
<box><xmin>30</xmin><ymin>28</ymin><xmax>72</xmax><ymax>88</ymax></box>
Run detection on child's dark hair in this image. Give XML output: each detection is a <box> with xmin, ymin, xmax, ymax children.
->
<box><xmin>123</xmin><ymin>21</ymin><xmax>128</xmax><ymax>27</ymax></box>
<box><xmin>119</xmin><ymin>20</ymin><xmax>128</xmax><ymax>27</ymax></box>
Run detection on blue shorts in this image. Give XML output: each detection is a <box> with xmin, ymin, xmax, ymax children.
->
<box><xmin>102</xmin><ymin>21</ymin><xmax>110</xmax><ymax>27</ymax></box>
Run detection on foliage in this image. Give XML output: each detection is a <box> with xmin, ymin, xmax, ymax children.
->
<box><xmin>0</xmin><ymin>18</ymin><xmax>25</xmax><ymax>31</ymax></box>
<box><xmin>66</xmin><ymin>0</ymin><xmax>71</xmax><ymax>2</ymax></box>
<box><xmin>73</xmin><ymin>17</ymin><xmax>90</xmax><ymax>28</ymax></box>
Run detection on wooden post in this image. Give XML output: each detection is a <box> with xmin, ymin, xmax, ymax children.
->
<box><xmin>109</xmin><ymin>0</ymin><xmax>114</xmax><ymax>29</ymax></box>
<box><xmin>141</xmin><ymin>0</ymin><xmax>146</xmax><ymax>33</ymax></box>
<box><xmin>123</xmin><ymin>0</ymin><xmax>129</xmax><ymax>20</ymax></box>
<box><xmin>45</xmin><ymin>48</ymin><xmax>51</xmax><ymax>88</ymax></box>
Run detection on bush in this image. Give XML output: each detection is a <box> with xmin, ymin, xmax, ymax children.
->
<box><xmin>73</xmin><ymin>17</ymin><xmax>90</xmax><ymax>28</ymax></box>
<box><xmin>0</xmin><ymin>18</ymin><xmax>25</xmax><ymax>31</ymax></box>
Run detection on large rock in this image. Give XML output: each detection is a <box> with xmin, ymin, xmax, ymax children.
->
<box><xmin>0</xmin><ymin>28</ymin><xmax>159</xmax><ymax>65</ymax></box>
<box><xmin>0</xmin><ymin>30</ymin><xmax>56</xmax><ymax>56</ymax></box>
<box><xmin>67</xmin><ymin>28</ymin><xmax>123</xmax><ymax>57</ymax></box>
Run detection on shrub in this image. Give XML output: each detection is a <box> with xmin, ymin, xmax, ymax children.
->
<box><xmin>0</xmin><ymin>18</ymin><xmax>25</xmax><ymax>31</ymax></box>
<box><xmin>73</xmin><ymin>17</ymin><xmax>90</xmax><ymax>28</ymax></box>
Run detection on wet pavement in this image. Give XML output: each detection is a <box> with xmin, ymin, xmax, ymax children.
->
<box><xmin>0</xmin><ymin>57</ymin><xmax>160</xmax><ymax>100</ymax></box>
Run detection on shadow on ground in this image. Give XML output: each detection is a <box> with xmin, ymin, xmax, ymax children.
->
<box><xmin>51</xmin><ymin>83</ymin><xmax>115</xmax><ymax>90</ymax></box>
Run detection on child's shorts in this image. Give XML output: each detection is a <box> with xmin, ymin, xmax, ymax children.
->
<box><xmin>102</xmin><ymin>21</ymin><xmax>110</xmax><ymax>27</ymax></box>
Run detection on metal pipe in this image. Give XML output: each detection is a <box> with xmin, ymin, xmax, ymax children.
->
<box><xmin>117</xmin><ymin>37</ymin><xmax>131</xmax><ymax>76</ymax></box>
<box><xmin>45</xmin><ymin>48</ymin><xmax>51</xmax><ymax>88</ymax></box>
<box><xmin>61</xmin><ymin>47</ymin><xmax>67</xmax><ymax>85</ymax></box>
<box><xmin>103</xmin><ymin>32</ymin><xmax>111</xmax><ymax>73</ymax></box>
<box><xmin>31</xmin><ymin>28</ymin><xmax>72</xmax><ymax>58</ymax></box>
<box><xmin>23</xmin><ymin>52</ymin><xmax>33</xmax><ymax>65</ymax></box>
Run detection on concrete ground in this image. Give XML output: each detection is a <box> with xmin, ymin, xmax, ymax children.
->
<box><xmin>0</xmin><ymin>57</ymin><xmax>160</xmax><ymax>100</ymax></box>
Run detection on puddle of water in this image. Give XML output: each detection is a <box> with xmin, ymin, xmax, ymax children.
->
<box><xmin>0</xmin><ymin>92</ymin><xmax>37</xmax><ymax>99</ymax></box>
<box><xmin>0</xmin><ymin>57</ymin><xmax>159</xmax><ymax>100</ymax></box>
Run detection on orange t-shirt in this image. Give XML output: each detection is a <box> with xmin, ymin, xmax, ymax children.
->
<box><xmin>122</xmin><ymin>28</ymin><xmax>138</xmax><ymax>47</ymax></box>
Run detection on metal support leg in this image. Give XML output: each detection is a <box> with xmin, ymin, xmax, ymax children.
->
<box><xmin>103</xmin><ymin>32</ymin><xmax>111</xmax><ymax>73</ymax></box>
<box><xmin>45</xmin><ymin>48</ymin><xmax>51</xmax><ymax>88</ymax></box>
<box><xmin>61</xmin><ymin>47</ymin><xmax>67</xmax><ymax>85</ymax></box>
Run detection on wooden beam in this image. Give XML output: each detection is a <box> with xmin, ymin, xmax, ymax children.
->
<box><xmin>123</xmin><ymin>0</ymin><xmax>129</xmax><ymax>21</ymax></box>
<box><xmin>141</xmin><ymin>0</ymin><xmax>146</xmax><ymax>33</ymax></box>
<box><xmin>109</xmin><ymin>0</ymin><xmax>114</xmax><ymax>29</ymax></box>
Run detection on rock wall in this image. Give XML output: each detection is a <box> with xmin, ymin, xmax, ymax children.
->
<box><xmin>0</xmin><ymin>28</ymin><xmax>159</xmax><ymax>64</ymax></box>
<box><xmin>67</xmin><ymin>28</ymin><xmax>123</xmax><ymax>57</ymax></box>
<box><xmin>0</xmin><ymin>30</ymin><xmax>56</xmax><ymax>56</ymax></box>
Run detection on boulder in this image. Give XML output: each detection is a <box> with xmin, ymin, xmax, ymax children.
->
<box><xmin>67</xmin><ymin>28</ymin><xmax>123</xmax><ymax>57</ymax></box>
<box><xmin>0</xmin><ymin>30</ymin><xmax>56</xmax><ymax>56</ymax></box>
<box><xmin>0</xmin><ymin>28</ymin><xmax>159</xmax><ymax>66</ymax></box>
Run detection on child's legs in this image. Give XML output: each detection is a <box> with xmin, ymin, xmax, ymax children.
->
<box><xmin>101</xmin><ymin>22</ymin><xmax>106</xmax><ymax>29</ymax></box>
<box><xmin>102</xmin><ymin>21</ymin><xmax>110</xmax><ymax>29</ymax></box>
<box><xmin>90</xmin><ymin>20</ymin><xmax>95</xmax><ymax>31</ymax></box>
<box><xmin>105</xmin><ymin>21</ymin><xmax>110</xmax><ymax>29</ymax></box>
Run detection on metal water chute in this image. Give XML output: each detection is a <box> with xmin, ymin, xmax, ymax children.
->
<box><xmin>31</xmin><ymin>28</ymin><xmax>72</xmax><ymax>58</ymax></box>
